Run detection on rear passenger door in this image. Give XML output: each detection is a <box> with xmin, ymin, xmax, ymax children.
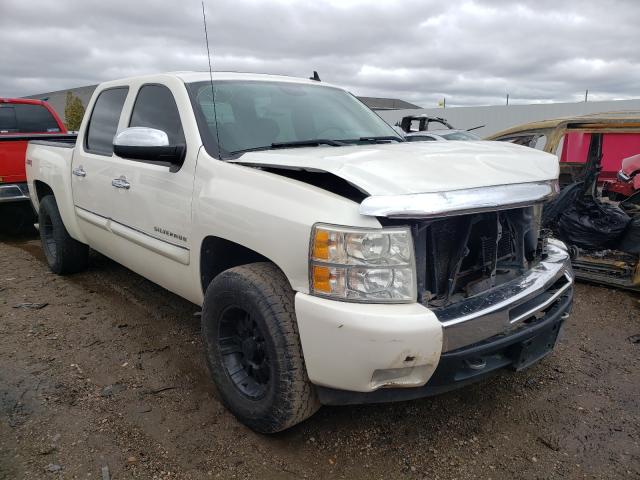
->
<box><xmin>107</xmin><ymin>83</ymin><xmax>195</xmax><ymax>265</ymax></box>
<box><xmin>71</xmin><ymin>87</ymin><xmax>129</xmax><ymax>243</ymax></box>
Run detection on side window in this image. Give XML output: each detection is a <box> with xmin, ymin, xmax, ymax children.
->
<box><xmin>129</xmin><ymin>85</ymin><xmax>185</xmax><ymax>144</ymax></box>
<box><xmin>532</xmin><ymin>135</ymin><xmax>547</xmax><ymax>150</ymax></box>
<box><xmin>498</xmin><ymin>134</ymin><xmax>545</xmax><ymax>149</ymax></box>
<box><xmin>85</xmin><ymin>88</ymin><xmax>128</xmax><ymax>155</ymax></box>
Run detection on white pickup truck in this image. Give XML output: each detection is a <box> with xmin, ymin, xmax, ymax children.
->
<box><xmin>25</xmin><ymin>72</ymin><xmax>574</xmax><ymax>433</ymax></box>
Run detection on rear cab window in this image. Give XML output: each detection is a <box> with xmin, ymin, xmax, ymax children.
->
<box><xmin>85</xmin><ymin>88</ymin><xmax>129</xmax><ymax>155</ymax></box>
<box><xmin>0</xmin><ymin>103</ymin><xmax>61</xmax><ymax>133</ymax></box>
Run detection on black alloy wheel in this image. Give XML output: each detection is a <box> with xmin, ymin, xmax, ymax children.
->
<box><xmin>218</xmin><ymin>306</ymin><xmax>271</xmax><ymax>399</ymax></box>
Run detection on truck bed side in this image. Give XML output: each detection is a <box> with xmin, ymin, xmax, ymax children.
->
<box><xmin>26</xmin><ymin>137</ymin><xmax>87</xmax><ymax>243</ymax></box>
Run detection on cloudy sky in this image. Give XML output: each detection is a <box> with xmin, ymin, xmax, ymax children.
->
<box><xmin>1</xmin><ymin>0</ymin><xmax>639</xmax><ymax>107</ymax></box>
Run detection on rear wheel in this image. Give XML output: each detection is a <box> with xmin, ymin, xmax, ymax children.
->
<box><xmin>38</xmin><ymin>195</ymin><xmax>89</xmax><ymax>274</ymax></box>
<box><xmin>201</xmin><ymin>262</ymin><xmax>319</xmax><ymax>433</ymax></box>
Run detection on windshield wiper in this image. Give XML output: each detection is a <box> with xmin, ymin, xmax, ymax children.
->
<box><xmin>357</xmin><ymin>136</ymin><xmax>404</xmax><ymax>143</ymax></box>
<box><xmin>229</xmin><ymin>139</ymin><xmax>345</xmax><ymax>156</ymax></box>
<box><xmin>340</xmin><ymin>136</ymin><xmax>404</xmax><ymax>144</ymax></box>
<box><xmin>271</xmin><ymin>139</ymin><xmax>346</xmax><ymax>148</ymax></box>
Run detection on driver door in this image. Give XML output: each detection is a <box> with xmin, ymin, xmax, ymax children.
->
<box><xmin>106</xmin><ymin>82</ymin><xmax>195</xmax><ymax>266</ymax></box>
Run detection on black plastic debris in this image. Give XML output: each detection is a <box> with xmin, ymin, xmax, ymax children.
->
<box><xmin>618</xmin><ymin>217</ymin><xmax>640</xmax><ymax>254</ymax></box>
<box><xmin>542</xmin><ymin>182</ymin><xmax>584</xmax><ymax>227</ymax></box>
<box><xmin>557</xmin><ymin>198</ymin><xmax>630</xmax><ymax>251</ymax></box>
<box><xmin>547</xmin><ymin>133</ymin><xmax>632</xmax><ymax>251</ymax></box>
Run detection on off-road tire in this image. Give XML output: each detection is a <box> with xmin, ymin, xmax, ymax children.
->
<box><xmin>201</xmin><ymin>262</ymin><xmax>319</xmax><ymax>433</ymax></box>
<box><xmin>38</xmin><ymin>195</ymin><xmax>89</xmax><ymax>274</ymax></box>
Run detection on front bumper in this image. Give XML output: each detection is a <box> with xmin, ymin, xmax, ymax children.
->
<box><xmin>317</xmin><ymin>290</ymin><xmax>572</xmax><ymax>405</ymax></box>
<box><xmin>294</xmin><ymin>295</ymin><xmax>444</xmax><ymax>393</ymax></box>
<box><xmin>295</xmin><ymin>240</ymin><xmax>573</xmax><ymax>400</ymax></box>
<box><xmin>437</xmin><ymin>240</ymin><xmax>573</xmax><ymax>352</ymax></box>
<box><xmin>0</xmin><ymin>182</ymin><xmax>30</xmax><ymax>203</ymax></box>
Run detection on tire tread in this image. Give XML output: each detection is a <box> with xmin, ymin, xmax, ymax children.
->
<box><xmin>202</xmin><ymin>262</ymin><xmax>319</xmax><ymax>433</ymax></box>
<box><xmin>39</xmin><ymin>195</ymin><xmax>89</xmax><ymax>275</ymax></box>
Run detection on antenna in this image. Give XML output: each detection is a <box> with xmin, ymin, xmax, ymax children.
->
<box><xmin>201</xmin><ymin>1</ymin><xmax>222</xmax><ymax>157</ymax></box>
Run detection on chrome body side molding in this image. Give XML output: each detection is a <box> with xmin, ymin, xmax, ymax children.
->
<box><xmin>74</xmin><ymin>206</ymin><xmax>190</xmax><ymax>265</ymax></box>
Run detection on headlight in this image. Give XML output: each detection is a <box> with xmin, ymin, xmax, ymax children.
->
<box><xmin>309</xmin><ymin>224</ymin><xmax>416</xmax><ymax>303</ymax></box>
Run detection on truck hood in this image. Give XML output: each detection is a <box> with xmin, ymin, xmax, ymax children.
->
<box><xmin>230</xmin><ymin>140</ymin><xmax>559</xmax><ymax>196</ymax></box>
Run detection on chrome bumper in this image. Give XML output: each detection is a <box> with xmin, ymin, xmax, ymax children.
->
<box><xmin>0</xmin><ymin>183</ymin><xmax>30</xmax><ymax>203</ymax></box>
<box><xmin>435</xmin><ymin>240</ymin><xmax>574</xmax><ymax>352</ymax></box>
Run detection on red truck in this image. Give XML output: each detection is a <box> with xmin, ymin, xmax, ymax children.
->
<box><xmin>0</xmin><ymin>98</ymin><xmax>69</xmax><ymax>232</ymax></box>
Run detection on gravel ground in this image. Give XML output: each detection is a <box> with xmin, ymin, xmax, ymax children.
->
<box><xmin>1</xmin><ymin>232</ymin><xmax>639</xmax><ymax>479</ymax></box>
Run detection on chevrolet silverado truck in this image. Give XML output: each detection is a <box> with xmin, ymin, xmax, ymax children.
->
<box><xmin>25</xmin><ymin>72</ymin><xmax>574</xmax><ymax>433</ymax></box>
<box><xmin>0</xmin><ymin>98</ymin><xmax>71</xmax><ymax>232</ymax></box>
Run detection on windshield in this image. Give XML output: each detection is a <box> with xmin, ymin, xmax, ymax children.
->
<box><xmin>439</xmin><ymin>131</ymin><xmax>480</xmax><ymax>141</ymax></box>
<box><xmin>188</xmin><ymin>81</ymin><xmax>402</xmax><ymax>156</ymax></box>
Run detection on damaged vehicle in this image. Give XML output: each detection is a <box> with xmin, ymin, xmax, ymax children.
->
<box><xmin>25</xmin><ymin>72</ymin><xmax>573</xmax><ymax>433</ymax></box>
<box><xmin>396</xmin><ymin>114</ymin><xmax>481</xmax><ymax>142</ymax></box>
<box><xmin>488</xmin><ymin>112</ymin><xmax>640</xmax><ymax>187</ymax></box>
<box><xmin>602</xmin><ymin>153</ymin><xmax>640</xmax><ymax>200</ymax></box>
<box><xmin>490</xmin><ymin>114</ymin><xmax>640</xmax><ymax>291</ymax></box>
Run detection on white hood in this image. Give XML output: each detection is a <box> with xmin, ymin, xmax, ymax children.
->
<box><xmin>231</xmin><ymin>140</ymin><xmax>559</xmax><ymax>196</ymax></box>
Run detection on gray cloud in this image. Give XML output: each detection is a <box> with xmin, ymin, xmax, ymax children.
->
<box><xmin>1</xmin><ymin>0</ymin><xmax>638</xmax><ymax>106</ymax></box>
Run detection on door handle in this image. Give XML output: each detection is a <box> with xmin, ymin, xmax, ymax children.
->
<box><xmin>72</xmin><ymin>166</ymin><xmax>86</xmax><ymax>177</ymax></box>
<box><xmin>111</xmin><ymin>176</ymin><xmax>130</xmax><ymax>190</ymax></box>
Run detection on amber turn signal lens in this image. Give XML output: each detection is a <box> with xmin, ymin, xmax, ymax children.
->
<box><xmin>312</xmin><ymin>265</ymin><xmax>332</xmax><ymax>293</ymax></box>
<box><xmin>312</xmin><ymin>229</ymin><xmax>330</xmax><ymax>260</ymax></box>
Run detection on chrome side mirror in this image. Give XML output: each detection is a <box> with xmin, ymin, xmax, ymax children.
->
<box><xmin>114</xmin><ymin>127</ymin><xmax>169</xmax><ymax>147</ymax></box>
<box><xmin>113</xmin><ymin>127</ymin><xmax>185</xmax><ymax>166</ymax></box>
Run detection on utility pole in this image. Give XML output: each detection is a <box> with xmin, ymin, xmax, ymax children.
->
<box><xmin>585</xmin><ymin>89</ymin><xmax>589</xmax><ymax>102</ymax></box>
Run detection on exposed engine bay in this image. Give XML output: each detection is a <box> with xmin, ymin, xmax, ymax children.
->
<box><xmin>383</xmin><ymin>206</ymin><xmax>549</xmax><ymax>308</ymax></box>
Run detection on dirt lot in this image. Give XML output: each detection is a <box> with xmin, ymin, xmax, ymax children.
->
<box><xmin>1</xmin><ymin>232</ymin><xmax>639</xmax><ymax>480</ymax></box>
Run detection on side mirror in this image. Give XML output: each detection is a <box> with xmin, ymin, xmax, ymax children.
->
<box><xmin>113</xmin><ymin>127</ymin><xmax>185</xmax><ymax>165</ymax></box>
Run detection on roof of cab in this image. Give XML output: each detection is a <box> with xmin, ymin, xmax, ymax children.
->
<box><xmin>0</xmin><ymin>97</ymin><xmax>48</xmax><ymax>105</ymax></box>
<box><xmin>98</xmin><ymin>71</ymin><xmax>342</xmax><ymax>90</ymax></box>
<box><xmin>175</xmin><ymin>71</ymin><xmax>338</xmax><ymax>87</ymax></box>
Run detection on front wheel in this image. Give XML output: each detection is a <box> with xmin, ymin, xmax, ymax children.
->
<box><xmin>201</xmin><ymin>262</ymin><xmax>319</xmax><ymax>433</ymax></box>
<box><xmin>38</xmin><ymin>195</ymin><xmax>89</xmax><ymax>274</ymax></box>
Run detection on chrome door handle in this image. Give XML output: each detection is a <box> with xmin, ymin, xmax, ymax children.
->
<box><xmin>72</xmin><ymin>166</ymin><xmax>86</xmax><ymax>177</ymax></box>
<box><xmin>111</xmin><ymin>176</ymin><xmax>130</xmax><ymax>189</ymax></box>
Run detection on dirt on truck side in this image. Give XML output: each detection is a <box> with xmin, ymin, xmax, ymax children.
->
<box><xmin>1</xmin><ymin>233</ymin><xmax>639</xmax><ymax>480</ymax></box>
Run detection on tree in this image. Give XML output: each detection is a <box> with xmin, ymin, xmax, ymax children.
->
<box><xmin>64</xmin><ymin>91</ymin><xmax>85</xmax><ymax>131</ymax></box>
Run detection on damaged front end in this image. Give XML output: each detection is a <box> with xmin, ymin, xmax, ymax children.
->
<box><xmin>360</xmin><ymin>181</ymin><xmax>574</xmax><ymax>354</ymax></box>
<box><xmin>318</xmin><ymin>182</ymin><xmax>576</xmax><ymax>404</ymax></box>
